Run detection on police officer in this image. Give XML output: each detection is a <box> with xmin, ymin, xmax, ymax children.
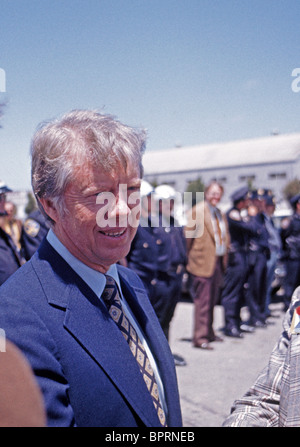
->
<box><xmin>263</xmin><ymin>193</ymin><xmax>282</xmax><ymax>317</ymax></box>
<box><xmin>126</xmin><ymin>181</ymin><xmax>174</xmax><ymax>337</ymax></box>
<box><xmin>281</xmin><ymin>193</ymin><xmax>300</xmax><ymax>310</ymax></box>
<box><xmin>21</xmin><ymin>208</ymin><xmax>49</xmax><ymax>260</ymax></box>
<box><xmin>154</xmin><ymin>184</ymin><xmax>187</xmax><ymax>347</ymax></box>
<box><xmin>0</xmin><ymin>181</ymin><xmax>23</xmax><ymax>285</ymax></box>
<box><xmin>244</xmin><ymin>189</ymin><xmax>271</xmax><ymax>327</ymax></box>
<box><xmin>221</xmin><ymin>186</ymin><xmax>258</xmax><ymax>337</ymax></box>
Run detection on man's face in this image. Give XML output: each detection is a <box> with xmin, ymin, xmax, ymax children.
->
<box><xmin>49</xmin><ymin>162</ymin><xmax>141</xmax><ymax>273</ymax></box>
<box><xmin>205</xmin><ymin>184</ymin><xmax>223</xmax><ymax>207</ymax></box>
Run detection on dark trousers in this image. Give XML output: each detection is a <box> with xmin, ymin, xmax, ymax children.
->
<box><xmin>221</xmin><ymin>250</ymin><xmax>248</xmax><ymax>331</ymax></box>
<box><xmin>143</xmin><ymin>276</ymin><xmax>180</xmax><ymax>341</ymax></box>
<box><xmin>245</xmin><ymin>251</ymin><xmax>268</xmax><ymax>324</ymax></box>
<box><xmin>191</xmin><ymin>258</ymin><xmax>223</xmax><ymax>345</ymax></box>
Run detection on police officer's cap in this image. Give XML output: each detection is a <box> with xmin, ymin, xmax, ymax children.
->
<box><xmin>154</xmin><ymin>184</ymin><xmax>177</xmax><ymax>200</ymax></box>
<box><xmin>250</xmin><ymin>188</ymin><xmax>269</xmax><ymax>200</ymax></box>
<box><xmin>265</xmin><ymin>195</ymin><xmax>276</xmax><ymax>206</ymax></box>
<box><xmin>0</xmin><ymin>180</ymin><xmax>12</xmax><ymax>195</ymax></box>
<box><xmin>231</xmin><ymin>186</ymin><xmax>249</xmax><ymax>204</ymax></box>
<box><xmin>290</xmin><ymin>193</ymin><xmax>300</xmax><ymax>208</ymax></box>
<box><xmin>140</xmin><ymin>180</ymin><xmax>154</xmax><ymax>197</ymax></box>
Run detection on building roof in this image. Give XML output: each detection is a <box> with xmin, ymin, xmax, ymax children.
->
<box><xmin>143</xmin><ymin>133</ymin><xmax>300</xmax><ymax>175</ymax></box>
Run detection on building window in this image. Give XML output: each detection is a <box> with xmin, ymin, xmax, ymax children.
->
<box><xmin>210</xmin><ymin>176</ymin><xmax>227</xmax><ymax>183</ymax></box>
<box><xmin>239</xmin><ymin>175</ymin><xmax>256</xmax><ymax>182</ymax></box>
<box><xmin>268</xmin><ymin>172</ymin><xmax>287</xmax><ymax>180</ymax></box>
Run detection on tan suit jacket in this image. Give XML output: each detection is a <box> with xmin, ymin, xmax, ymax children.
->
<box><xmin>185</xmin><ymin>200</ymin><xmax>230</xmax><ymax>278</ymax></box>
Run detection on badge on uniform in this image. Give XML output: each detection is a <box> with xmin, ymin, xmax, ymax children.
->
<box><xmin>289</xmin><ymin>306</ymin><xmax>300</xmax><ymax>335</ymax></box>
<box><xmin>24</xmin><ymin>218</ymin><xmax>40</xmax><ymax>238</ymax></box>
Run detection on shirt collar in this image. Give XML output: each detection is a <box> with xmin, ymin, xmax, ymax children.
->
<box><xmin>46</xmin><ymin>229</ymin><xmax>120</xmax><ymax>298</ymax></box>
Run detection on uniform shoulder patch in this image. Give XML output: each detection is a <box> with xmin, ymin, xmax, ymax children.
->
<box><xmin>24</xmin><ymin>218</ymin><xmax>40</xmax><ymax>237</ymax></box>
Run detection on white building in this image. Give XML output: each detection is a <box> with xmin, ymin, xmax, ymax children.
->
<box><xmin>142</xmin><ymin>132</ymin><xmax>300</xmax><ymax>210</ymax></box>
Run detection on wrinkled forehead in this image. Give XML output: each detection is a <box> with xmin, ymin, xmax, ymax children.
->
<box><xmin>69</xmin><ymin>158</ymin><xmax>141</xmax><ymax>190</ymax></box>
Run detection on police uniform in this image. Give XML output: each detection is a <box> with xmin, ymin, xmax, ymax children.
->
<box><xmin>21</xmin><ymin>209</ymin><xmax>49</xmax><ymax>260</ymax></box>
<box><xmin>161</xmin><ymin>214</ymin><xmax>187</xmax><ymax>341</ymax></box>
<box><xmin>263</xmin><ymin>194</ymin><xmax>282</xmax><ymax>317</ymax></box>
<box><xmin>0</xmin><ymin>228</ymin><xmax>23</xmax><ymax>285</ymax></box>
<box><xmin>245</xmin><ymin>190</ymin><xmax>270</xmax><ymax>327</ymax></box>
<box><xmin>126</xmin><ymin>215</ymin><xmax>174</xmax><ymax>338</ymax></box>
<box><xmin>221</xmin><ymin>187</ymin><xmax>258</xmax><ymax>337</ymax></box>
<box><xmin>0</xmin><ymin>182</ymin><xmax>23</xmax><ymax>285</ymax></box>
<box><xmin>281</xmin><ymin>193</ymin><xmax>300</xmax><ymax>309</ymax></box>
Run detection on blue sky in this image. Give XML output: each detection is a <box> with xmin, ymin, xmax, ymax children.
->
<box><xmin>1</xmin><ymin>0</ymin><xmax>300</xmax><ymax>190</ymax></box>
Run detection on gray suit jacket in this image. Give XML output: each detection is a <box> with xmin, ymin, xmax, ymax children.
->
<box><xmin>223</xmin><ymin>286</ymin><xmax>300</xmax><ymax>427</ymax></box>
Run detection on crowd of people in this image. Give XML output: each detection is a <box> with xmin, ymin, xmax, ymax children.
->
<box><xmin>0</xmin><ymin>110</ymin><xmax>182</xmax><ymax>427</ymax></box>
<box><xmin>1</xmin><ymin>175</ymin><xmax>300</xmax><ymax>360</ymax></box>
<box><xmin>123</xmin><ymin>179</ymin><xmax>300</xmax><ymax>355</ymax></box>
<box><xmin>186</xmin><ymin>183</ymin><xmax>300</xmax><ymax>349</ymax></box>
<box><xmin>0</xmin><ymin>109</ymin><xmax>300</xmax><ymax>427</ymax></box>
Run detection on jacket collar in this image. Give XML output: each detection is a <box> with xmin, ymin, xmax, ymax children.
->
<box><xmin>31</xmin><ymin>239</ymin><xmax>168</xmax><ymax>426</ymax></box>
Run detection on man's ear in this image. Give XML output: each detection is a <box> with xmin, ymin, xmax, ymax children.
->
<box><xmin>39</xmin><ymin>197</ymin><xmax>59</xmax><ymax>224</ymax></box>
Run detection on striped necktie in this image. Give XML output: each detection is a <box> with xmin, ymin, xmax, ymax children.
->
<box><xmin>102</xmin><ymin>275</ymin><xmax>167</xmax><ymax>427</ymax></box>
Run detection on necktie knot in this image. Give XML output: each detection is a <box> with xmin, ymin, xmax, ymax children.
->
<box><xmin>102</xmin><ymin>275</ymin><xmax>121</xmax><ymax>305</ymax></box>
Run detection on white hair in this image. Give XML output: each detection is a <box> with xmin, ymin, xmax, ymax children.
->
<box><xmin>31</xmin><ymin>109</ymin><xmax>146</xmax><ymax>224</ymax></box>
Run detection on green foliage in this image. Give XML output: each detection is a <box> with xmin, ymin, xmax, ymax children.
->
<box><xmin>283</xmin><ymin>178</ymin><xmax>300</xmax><ymax>201</ymax></box>
<box><xmin>25</xmin><ymin>192</ymin><xmax>38</xmax><ymax>215</ymax></box>
<box><xmin>185</xmin><ymin>177</ymin><xmax>205</xmax><ymax>206</ymax></box>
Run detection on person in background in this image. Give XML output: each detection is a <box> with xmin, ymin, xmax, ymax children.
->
<box><xmin>154</xmin><ymin>184</ymin><xmax>187</xmax><ymax>366</ymax></box>
<box><xmin>185</xmin><ymin>181</ymin><xmax>230</xmax><ymax>350</ymax></box>
<box><xmin>3</xmin><ymin>201</ymin><xmax>23</xmax><ymax>252</ymax></box>
<box><xmin>126</xmin><ymin>180</ymin><xmax>173</xmax><ymax>336</ymax></box>
<box><xmin>0</xmin><ymin>181</ymin><xmax>23</xmax><ymax>285</ymax></box>
<box><xmin>263</xmin><ymin>193</ymin><xmax>282</xmax><ymax>318</ymax></box>
<box><xmin>281</xmin><ymin>193</ymin><xmax>300</xmax><ymax>311</ymax></box>
<box><xmin>126</xmin><ymin>181</ymin><xmax>187</xmax><ymax>366</ymax></box>
<box><xmin>221</xmin><ymin>187</ymin><xmax>258</xmax><ymax>338</ymax></box>
<box><xmin>21</xmin><ymin>208</ymin><xmax>49</xmax><ymax>260</ymax></box>
<box><xmin>244</xmin><ymin>189</ymin><xmax>270</xmax><ymax>328</ymax></box>
<box><xmin>0</xmin><ymin>110</ymin><xmax>182</xmax><ymax>427</ymax></box>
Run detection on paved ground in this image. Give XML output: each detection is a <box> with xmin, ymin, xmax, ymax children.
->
<box><xmin>169</xmin><ymin>300</ymin><xmax>285</xmax><ymax>427</ymax></box>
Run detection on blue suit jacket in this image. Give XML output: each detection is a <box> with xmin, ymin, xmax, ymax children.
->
<box><xmin>0</xmin><ymin>240</ymin><xmax>182</xmax><ymax>427</ymax></box>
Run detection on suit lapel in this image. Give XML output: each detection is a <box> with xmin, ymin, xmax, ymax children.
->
<box><xmin>119</xmin><ymin>269</ymin><xmax>182</xmax><ymax>426</ymax></box>
<box><xmin>64</xmin><ymin>286</ymin><xmax>161</xmax><ymax>426</ymax></box>
<box><xmin>33</xmin><ymin>241</ymin><xmax>161</xmax><ymax>426</ymax></box>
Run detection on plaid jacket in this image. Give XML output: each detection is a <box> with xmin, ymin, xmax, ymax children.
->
<box><xmin>223</xmin><ymin>286</ymin><xmax>300</xmax><ymax>427</ymax></box>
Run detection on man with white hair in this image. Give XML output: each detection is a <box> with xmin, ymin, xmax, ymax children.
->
<box><xmin>0</xmin><ymin>111</ymin><xmax>182</xmax><ymax>427</ymax></box>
